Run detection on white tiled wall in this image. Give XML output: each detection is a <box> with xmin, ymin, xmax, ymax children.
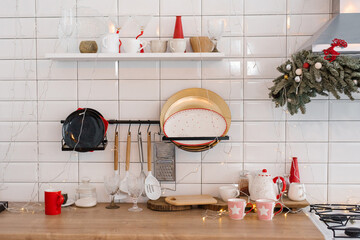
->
<box><xmin>1</xmin><ymin>0</ymin><xmax>357</xmax><ymax>205</ymax></box>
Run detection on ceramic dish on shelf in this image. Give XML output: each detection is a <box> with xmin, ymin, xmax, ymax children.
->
<box><xmin>173</xmin><ymin>140</ymin><xmax>219</xmax><ymax>152</ymax></box>
<box><xmin>160</xmin><ymin>88</ymin><xmax>231</xmax><ymax>150</ymax></box>
<box><xmin>160</xmin><ymin>88</ymin><xmax>231</xmax><ymax>132</ymax></box>
<box><xmin>163</xmin><ymin>108</ymin><xmax>227</xmax><ymax>146</ymax></box>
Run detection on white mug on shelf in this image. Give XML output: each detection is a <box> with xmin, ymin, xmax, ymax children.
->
<box><xmin>219</xmin><ymin>186</ymin><xmax>240</xmax><ymax>202</ymax></box>
<box><xmin>122</xmin><ymin>39</ymin><xmax>148</xmax><ymax>53</ymax></box>
<box><xmin>101</xmin><ymin>33</ymin><xmax>119</xmax><ymax>53</ymax></box>
<box><xmin>288</xmin><ymin>183</ymin><xmax>306</xmax><ymax>201</ymax></box>
<box><xmin>169</xmin><ymin>39</ymin><xmax>186</xmax><ymax>53</ymax></box>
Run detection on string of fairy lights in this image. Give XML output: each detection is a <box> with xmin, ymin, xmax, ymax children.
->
<box><xmin>1</xmin><ymin>0</ymin><xmax>338</xmax><ymax>219</ymax></box>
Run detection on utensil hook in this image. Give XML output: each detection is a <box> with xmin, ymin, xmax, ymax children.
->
<box><xmin>128</xmin><ymin>123</ymin><xmax>131</xmax><ymax>133</ymax></box>
<box><xmin>147</xmin><ymin>121</ymin><xmax>151</xmax><ymax>133</ymax></box>
<box><xmin>138</xmin><ymin>122</ymin><xmax>142</xmax><ymax>134</ymax></box>
<box><xmin>115</xmin><ymin>123</ymin><xmax>119</xmax><ymax>132</ymax></box>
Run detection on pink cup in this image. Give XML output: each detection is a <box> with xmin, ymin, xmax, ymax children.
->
<box><xmin>228</xmin><ymin>198</ymin><xmax>254</xmax><ymax>220</ymax></box>
<box><xmin>255</xmin><ymin>199</ymin><xmax>283</xmax><ymax>220</ymax></box>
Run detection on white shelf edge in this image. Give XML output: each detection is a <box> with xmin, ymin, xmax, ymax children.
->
<box><xmin>44</xmin><ymin>52</ymin><xmax>225</xmax><ymax>61</ymax></box>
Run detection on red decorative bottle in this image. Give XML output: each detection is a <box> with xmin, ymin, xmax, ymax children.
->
<box><xmin>173</xmin><ymin>16</ymin><xmax>184</xmax><ymax>39</ymax></box>
<box><xmin>289</xmin><ymin>157</ymin><xmax>300</xmax><ymax>183</ymax></box>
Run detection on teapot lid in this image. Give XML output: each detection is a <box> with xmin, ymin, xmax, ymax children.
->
<box><xmin>258</xmin><ymin>169</ymin><xmax>270</xmax><ymax>177</ymax></box>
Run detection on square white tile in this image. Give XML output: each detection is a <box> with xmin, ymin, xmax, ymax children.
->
<box><xmin>119</xmin><ymin>61</ymin><xmax>159</xmax><ymax>79</ymax></box>
<box><xmin>288</xmin><ymin>14</ymin><xmax>330</xmax><ymax>36</ymax></box>
<box><xmin>202</xmin><ymin>163</ymin><xmax>243</xmax><ymax>184</ymax></box>
<box><xmin>160</xmin><ymin>61</ymin><xmax>201</xmax><ymax>79</ymax></box>
<box><xmin>245</xmin><ymin>0</ymin><xmax>286</xmax><ymax>14</ymax></box>
<box><xmin>118</xmin><ymin>0</ymin><xmax>159</xmax><ymax>15</ymax></box>
<box><xmin>0</xmin><ymin>81</ymin><xmax>36</xmax><ymax>100</ymax></box>
<box><xmin>202</xmin><ymin>0</ymin><xmax>243</xmax><ymax>15</ymax></box>
<box><xmin>0</xmin><ymin>0</ymin><xmax>35</xmax><ymax>17</ymax></box>
<box><xmin>245</xmin><ymin>37</ymin><xmax>286</xmax><ymax>58</ymax></box>
<box><xmin>78</xmin><ymin>80</ymin><xmax>118</xmax><ymax>100</ymax></box>
<box><xmin>244</xmin><ymin>101</ymin><xmax>285</xmax><ymax>121</ymax></box>
<box><xmin>244</xmin><ymin>15</ymin><xmax>286</xmax><ymax>36</ymax></box>
<box><xmin>119</xmin><ymin>80</ymin><xmax>159</xmax><ymax>100</ymax></box>
<box><xmin>0</xmin><ymin>142</ymin><xmax>37</xmax><ymax>162</ymax></box>
<box><xmin>244</xmin><ymin>143</ymin><xmax>285</xmax><ymax>163</ymax></box>
<box><xmin>244</xmin><ymin>122</ymin><xmax>285</xmax><ymax>142</ymax></box>
<box><xmin>286</xmin><ymin>122</ymin><xmax>328</xmax><ymax>142</ymax></box>
<box><xmin>160</xmin><ymin>0</ymin><xmax>201</xmax><ymax>16</ymax></box>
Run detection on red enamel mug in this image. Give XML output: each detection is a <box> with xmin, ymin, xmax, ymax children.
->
<box><xmin>44</xmin><ymin>189</ymin><xmax>64</xmax><ymax>215</ymax></box>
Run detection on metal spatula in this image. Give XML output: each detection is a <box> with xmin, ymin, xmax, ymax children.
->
<box><xmin>144</xmin><ymin>132</ymin><xmax>161</xmax><ymax>200</ymax></box>
<box><xmin>137</xmin><ymin>131</ymin><xmax>147</xmax><ymax>197</ymax></box>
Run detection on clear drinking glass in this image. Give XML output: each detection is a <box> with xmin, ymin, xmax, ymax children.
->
<box><xmin>207</xmin><ymin>18</ymin><xmax>225</xmax><ymax>52</ymax></box>
<box><xmin>104</xmin><ymin>175</ymin><xmax>120</xmax><ymax>209</ymax></box>
<box><xmin>60</xmin><ymin>8</ymin><xmax>75</xmax><ymax>52</ymax></box>
<box><xmin>127</xmin><ymin>174</ymin><xmax>144</xmax><ymax>212</ymax></box>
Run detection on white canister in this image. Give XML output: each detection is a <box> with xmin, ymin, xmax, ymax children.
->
<box><xmin>101</xmin><ymin>33</ymin><xmax>119</xmax><ymax>53</ymax></box>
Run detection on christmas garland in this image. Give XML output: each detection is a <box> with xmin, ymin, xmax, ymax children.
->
<box><xmin>269</xmin><ymin>48</ymin><xmax>360</xmax><ymax>115</ymax></box>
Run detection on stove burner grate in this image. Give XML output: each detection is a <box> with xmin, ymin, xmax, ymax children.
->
<box><xmin>310</xmin><ymin>204</ymin><xmax>360</xmax><ymax>238</ymax></box>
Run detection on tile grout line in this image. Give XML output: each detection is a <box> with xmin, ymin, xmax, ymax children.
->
<box><xmin>35</xmin><ymin>0</ymin><xmax>40</xmax><ymax>202</ymax></box>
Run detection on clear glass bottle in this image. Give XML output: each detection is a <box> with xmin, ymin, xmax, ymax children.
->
<box><xmin>239</xmin><ymin>170</ymin><xmax>250</xmax><ymax>196</ymax></box>
<box><xmin>75</xmin><ymin>177</ymin><xmax>97</xmax><ymax>207</ymax></box>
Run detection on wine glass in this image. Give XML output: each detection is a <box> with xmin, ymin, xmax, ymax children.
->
<box><xmin>60</xmin><ymin>8</ymin><xmax>75</xmax><ymax>52</ymax></box>
<box><xmin>127</xmin><ymin>174</ymin><xmax>144</xmax><ymax>212</ymax></box>
<box><xmin>104</xmin><ymin>175</ymin><xmax>120</xmax><ymax>209</ymax></box>
<box><xmin>207</xmin><ymin>18</ymin><xmax>225</xmax><ymax>52</ymax></box>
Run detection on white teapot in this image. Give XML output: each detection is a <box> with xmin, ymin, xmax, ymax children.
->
<box><xmin>246</xmin><ymin>169</ymin><xmax>286</xmax><ymax>201</ymax></box>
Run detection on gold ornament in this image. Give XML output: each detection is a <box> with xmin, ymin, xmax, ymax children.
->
<box><xmin>284</xmin><ymin>75</ymin><xmax>289</xmax><ymax>80</ymax></box>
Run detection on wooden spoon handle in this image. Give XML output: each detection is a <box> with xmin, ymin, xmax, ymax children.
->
<box><xmin>114</xmin><ymin>131</ymin><xmax>119</xmax><ymax>171</ymax></box>
<box><xmin>147</xmin><ymin>132</ymin><xmax>152</xmax><ymax>172</ymax></box>
<box><xmin>126</xmin><ymin>132</ymin><xmax>131</xmax><ymax>171</ymax></box>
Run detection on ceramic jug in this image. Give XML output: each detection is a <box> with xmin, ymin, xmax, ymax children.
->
<box><xmin>246</xmin><ymin>169</ymin><xmax>286</xmax><ymax>201</ymax></box>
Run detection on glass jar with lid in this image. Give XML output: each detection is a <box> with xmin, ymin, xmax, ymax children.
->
<box><xmin>75</xmin><ymin>177</ymin><xmax>97</xmax><ymax>207</ymax></box>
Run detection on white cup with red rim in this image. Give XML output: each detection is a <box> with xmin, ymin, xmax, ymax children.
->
<box><xmin>255</xmin><ymin>199</ymin><xmax>283</xmax><ymax>220</ymax></box>
<box><xmin>228</xmin><ymin>198</ymin><xmax>254</xmax><ymax>220</ymax></box>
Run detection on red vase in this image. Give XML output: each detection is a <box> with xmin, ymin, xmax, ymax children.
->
<box><xmin>173</xmin><ymin>16</ymin><xmax>184</xmax><ymax>39</ymax></box>
<box><xmin>289</xmin><ymin>157</ymin><xmax>300</xmax><ymax>183</ymax></box>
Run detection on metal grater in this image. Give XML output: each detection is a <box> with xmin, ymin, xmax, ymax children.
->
<box><xmin>154</xmin><ymin>142</ymin><xmax>175</xmax><ymax>181</ymax></box>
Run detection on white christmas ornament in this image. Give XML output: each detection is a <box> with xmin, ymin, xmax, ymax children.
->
<box><xmin>286</xmin><ymin>64</ymin><xmax>292</xmax><ymax>71</ymax></box>
<box><xmin>295</xmin><ymin>76</ymin><xmax>301</xmax><ymax>82</ymax></box>
<box><xmin>295</xmin><ymin>68</ymin><xmax>302</xmax><ymax>75</ymax></box>
<box><xmin>315</xmin><ymin>62</ymin><xmax>322</xmax><ymax>69</ymax></box>
<box><xmin>316</xmin><ymin>77</ymin><xmax>322</xmax><ymax>83</ymax></box>
<box><xmin>354</xmin><ymin>80</ymin><xmax>358</xmax><ymax>85</ymax></box>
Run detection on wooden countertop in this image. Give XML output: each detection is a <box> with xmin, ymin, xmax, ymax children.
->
<box><xmin>0</xmin><ymin>203</ymin><xmax>324</xmax><ymax>240</ymax></box>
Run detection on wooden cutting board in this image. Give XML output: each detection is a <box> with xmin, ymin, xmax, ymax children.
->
<box><xmin>199</xmin><ymin>197</ymin><xmax>228</xmax><ymax>211</ymax></box>
<box><xmin>147</xmin><ymin>197</ymin><xmax>192</xmax><ymax>211</ymax></box>
<box><xmin>165</xmin><ymin>195</ymin><xmax>217</xmax><ymax>206</ymax></box>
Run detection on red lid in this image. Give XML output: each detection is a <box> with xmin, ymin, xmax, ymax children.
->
<box><xmin>262</xmin><ymin>169</ymin><xmax>267</xmax><ymax>173</ymax></box>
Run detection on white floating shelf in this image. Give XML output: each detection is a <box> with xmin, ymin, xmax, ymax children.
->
<box><xmin>45</xmin><ymin>52</ymin><xmax>225</xmax><ymax>61</ymax></box>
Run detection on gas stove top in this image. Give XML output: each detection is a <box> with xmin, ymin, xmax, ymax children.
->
<box><xmin>309</xmin><ymin>204</ymin><xmax>360</xmax><ymax>239</ymax></box>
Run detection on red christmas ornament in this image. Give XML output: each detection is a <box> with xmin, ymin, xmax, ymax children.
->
<box><xmin>303</xmin><ymin>62</ymin><xmax>310</xmax><ymax>69</ymax></box>
<box><xmin>323</xmin><ymin>38</ymin><xmax>348</xmax><ymax>62</ymax></box>
<box><xmin>173</xmin><ymin>16</ymin><xmax>184</xmax><ymax>39</ymax></box>
<box><xmin>289</xmin><ymin>157</ymin><xmax>300</xmax><ymax>183</ymax></box>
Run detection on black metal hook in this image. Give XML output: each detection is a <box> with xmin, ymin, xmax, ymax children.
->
<box><xmin>138</xmin><ymin>122</ymin><xmax>142</xmax><ymax>134</ymax></box>
<box><xmin>128</xmin><ymin>123</ymin><xmax>131</xmax><ymax>133</ymax></box>
<box><xmin>115</xmin><ymin>123</ymin><xmax>119</xmax><ymax>132</ymax></box>
<box><xmin>147</xmin><ymin>121</ymin><xmax>151</xmax><ymax>133</ymax></box>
